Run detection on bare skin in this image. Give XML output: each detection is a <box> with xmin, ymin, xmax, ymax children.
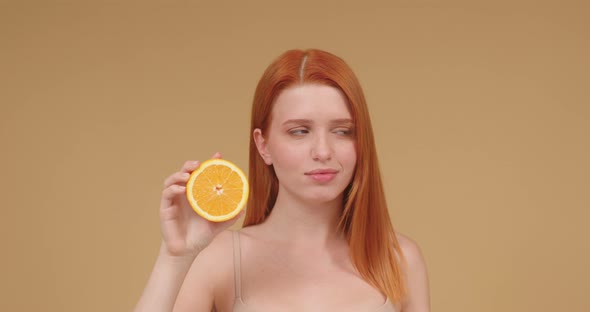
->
<box><xmin>135</xmin><ymin>85</ymin><xmax>430</xmax><ymax>312</ymax></box>
<box><xmin>172</xmin><ymin>212</ymin><xmax>429</xmax><ymax>312</ymax></box>
<box><xmin>134</xmin><ymin>153</ymin><xmax>244</xmax><ymax>312</ymax></box>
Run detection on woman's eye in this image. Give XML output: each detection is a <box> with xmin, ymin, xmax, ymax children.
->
<box><xmin>289</xmin><ymin>129</ymin><xmax>309</xmax><ymax>135</ymax></box>
<box><xmin>334</xmin><ymin>128</ymin><xmax>352</xmax><ymax>136</ymax></box>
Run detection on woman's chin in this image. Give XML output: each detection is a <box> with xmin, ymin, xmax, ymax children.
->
<box><xmin>301</xmin><ymin>193</ymin><xmax>343</xmax><ymax>206</ymax></box>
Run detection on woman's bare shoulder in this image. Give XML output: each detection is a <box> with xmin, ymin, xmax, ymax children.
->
<box><xmin>394</xmin><ymin>232</ymin><xmax>425</xmax><ymax>263</ymax></box>
<box><xmin>195</xmin><ymin>230</ymin><xmax>237</xmax><ymax>278</ymax></box>
<box><xmin>236</xmin><ymin>223</ymin><xmax>267</xmax><ymax>241</ymax></box>
<box><xmin>173</xmin><ymin>230</ymin><xmax>236</xmax><ymax>311</ymax></box>
<box><xmin>186</xmin><ymin>230</ymin><xmax>235</xmax><ymax>270</ymax></box>
<box><xmin>394</xmin><ymin>232</ymin><xmax>431</xmax><ymax>311</ymax></box>
<box><xmin>203</xmin><ymin>230</ymin><xmax>236</xmax><ymax>255</ymax></box>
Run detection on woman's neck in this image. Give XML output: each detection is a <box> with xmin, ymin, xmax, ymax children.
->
<box><xmin>260</xmin><ymin>187</ymin><xmax>345</xmax><ymax>246</ymax></box>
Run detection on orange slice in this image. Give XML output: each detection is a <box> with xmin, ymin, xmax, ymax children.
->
<box><xmin>186</xmin><ymin>159</ymin><xmax>249</xmax><ymax>222</ymax></box>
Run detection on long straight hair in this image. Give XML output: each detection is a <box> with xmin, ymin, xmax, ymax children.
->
<box><xmin>243</xmin><ymin>49</ymin><xmax>406</xmax><ymax>302</ymax></box>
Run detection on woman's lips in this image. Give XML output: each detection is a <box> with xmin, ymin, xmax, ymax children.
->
<box><xmin>305</xmin><ymin>169</ymin><xmax>339</xmax><ymax>182</ymax></box>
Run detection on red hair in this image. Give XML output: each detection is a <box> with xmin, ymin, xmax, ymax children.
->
<box><xmin>243</xmin><ymin>49</ymin><xmax>406</xmax><ymax>302</ymax></box>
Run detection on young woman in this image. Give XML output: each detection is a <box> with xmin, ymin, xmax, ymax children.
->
<box><xmin>135</xmin><ymin>49</ymin><xmax>430</xmax><ymax>312</ymax></box>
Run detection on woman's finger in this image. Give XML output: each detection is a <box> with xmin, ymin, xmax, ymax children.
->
<box><xmin>160</xmin><ymin>184</ymin><xmax>186</xmax><ymax>209</ymax></box>
<box><xmin>177</xmin><ymin>153</ymin><xmax>221</xmax><ymax>178</ymax></box>
<box><xmin>180</xmin><ymin>160</ymin><xmax>200</xmax><ymax>173</ymax></box>
<box><xmin>163</xmin><ymin>172</ymin><xmax>191</xmax><ymax>188</ymax></box>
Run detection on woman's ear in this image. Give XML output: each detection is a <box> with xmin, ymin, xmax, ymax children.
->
<box><xmin>253</xmin><ymin>128</ymin><xmax>272</xmax><ymax>165</ymax></box>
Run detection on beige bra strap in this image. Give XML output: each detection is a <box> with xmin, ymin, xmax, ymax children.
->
<box><xmin>232</xmin><ymin>231</ymin><xmax>242</xmax><ymax>299</ymax></box>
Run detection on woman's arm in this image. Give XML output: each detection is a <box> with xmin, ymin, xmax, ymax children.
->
<box><xmin>172</xmin><ymin>231</ymin><xmax>234</xmax><ymax>312</ymax></box>
<box><xmin>134</xmin><ymin>154</ymin><xmax>241</xmax><ymax>312</ymax></box>
<box><xmin>397</xmin><ymin>234</ymin><xmax>431</xmax><ymax>312</ymax></box>
<box><xmin>134</xmin><ymin>243</ymin><xmax>198</xmax><ymax>312</ymax></box>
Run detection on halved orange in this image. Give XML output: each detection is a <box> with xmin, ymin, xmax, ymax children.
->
<box><xmin>186</xmin><ymin>159</ymin><xmax>249</xmax><ymax>222</ymax></box>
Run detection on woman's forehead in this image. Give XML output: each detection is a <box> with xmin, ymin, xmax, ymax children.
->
<box><xmin>271</xmin><ymin>84</ymin><xmax>352</xmax><ymax>122</ymax></box>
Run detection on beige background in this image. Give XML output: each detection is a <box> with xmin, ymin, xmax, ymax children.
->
<box><xmin>1</xmin><ymin>1</ymin><xmax>589</xmax><ymax>311</ymax></box>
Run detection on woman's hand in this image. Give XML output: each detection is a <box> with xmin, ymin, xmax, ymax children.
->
<box><xmin>159</xmin><ymin>152</ymin><xmax>243</xmax><ymax>259</ymax></box>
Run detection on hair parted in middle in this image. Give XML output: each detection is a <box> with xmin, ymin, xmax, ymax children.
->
<box><xmin>244</xmin><ymin>48</ymin><xmax>406</xmax><ymax>302</ymax></box>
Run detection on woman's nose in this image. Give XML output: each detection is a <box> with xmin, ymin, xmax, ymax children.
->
<box><xmin>311</xmin><ymin>133</ymin><xmax>332</xmax><ymax>161</ymax></box>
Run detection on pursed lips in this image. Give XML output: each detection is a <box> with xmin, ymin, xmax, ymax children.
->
<box><xmin>304</xmin><ymin>168</ymin><xmax>339</xmax><ymax>182</ymax></box>
<box><xmin>304</xmin><ymin>168</ymin><xmax>339</xmax><ymax>175</ymax></box>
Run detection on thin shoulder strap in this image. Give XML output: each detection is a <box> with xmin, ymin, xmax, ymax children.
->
<box><xmin>232</xmin><ymin>231</ymin><xmax>242</xmax><ymax>299</ymax></box>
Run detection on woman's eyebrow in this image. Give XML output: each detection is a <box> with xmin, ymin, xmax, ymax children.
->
<box><xmin>282</xmin><ymin>119</ymin><xmax>312</xmax><ymax>126</ymax></box>
<box><xmin>282</xmin><ymin>118</ymin><xmax>354</xmax><ymax>126</ymax></box>
<box><xmin>330</xmin><ymin>118</ymin><xmax>353</xmax><ymax>125</ymax></box>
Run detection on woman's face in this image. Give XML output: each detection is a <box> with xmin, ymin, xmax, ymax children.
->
<box><xmin>254</xmin><ymin>84</ymin><xmax>357</xmax><ymax>205</ymax></box>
